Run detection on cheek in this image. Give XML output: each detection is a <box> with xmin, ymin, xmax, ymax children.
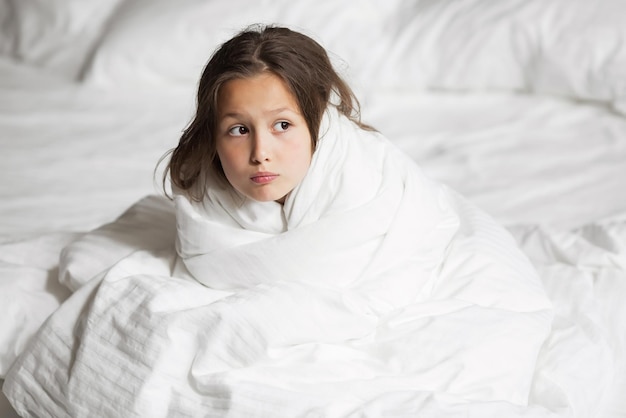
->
<box><xmin>216</xmin><ymin>144</ymin><xmax>240</xmax><ymax>171</ymax></box>
<box><xmin>292</xmin><ymin>135</ymin><xmax>313</xmax><ymax>171</ymax></box>
<box><xmin>216</xmin><ymin>148</ymin><xmax>245</xmax><ymax>191</ymax></box>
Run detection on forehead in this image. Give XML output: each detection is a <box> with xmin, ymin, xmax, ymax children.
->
<box><xmin>217</xmin><ymin>72</ymin><xmax>301</xmax><ymax>116</ymax></box>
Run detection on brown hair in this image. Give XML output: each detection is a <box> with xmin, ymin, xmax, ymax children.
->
<box><xmin>161</xmin><ymin>24</ymin><xmax>372</xmax><ymax>201</ymax></box>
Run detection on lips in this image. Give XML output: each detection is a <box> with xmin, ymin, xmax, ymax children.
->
<box><xmin>250</xmin><ymin>172</ymin><xmax>279</xmax><ymax>184</ymax></box>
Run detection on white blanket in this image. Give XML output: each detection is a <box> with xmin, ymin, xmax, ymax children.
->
<box><xmin>4</xmin><ymin>109</ymin><xmax>556</xmax><ymax>416</ymax></box>
<box><xmin>175</xmin><ymin>107</ymin><xmax>460</xmax><ymax>300</ymax></box>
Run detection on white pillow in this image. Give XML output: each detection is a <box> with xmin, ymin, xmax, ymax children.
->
<box><xmin>80</xmin><ymin>0</ymin><xmax>399</xmax><ymax>88</ymax></box>
<box><xmin>529</xmin><ymin>0</ymin><xmax>626</xmax><ymax>107</ymax></box>
<box><xmin>376</xmin><ymin>0</ymin><xmax>626</xmax><ymax>106</ymax></box>
<box><xmin>81</xmin><ymin>0</ymin><xmax>626</xmax><ymax>111</ymax></box>
<box><xmin>0</xmin><ymin>0</ymin><xmax>124</xmax><ymax>79</ymax></box>
<box><xmin>370</xmin><ymin>0</ymin><xmax>533</xmax><ymax>93</ymax></box>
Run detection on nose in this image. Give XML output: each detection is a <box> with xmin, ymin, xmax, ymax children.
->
<box><xmin>250</xmin><ymin>130</ymin><xmax>271</xmax><ymax>164</ymax></box>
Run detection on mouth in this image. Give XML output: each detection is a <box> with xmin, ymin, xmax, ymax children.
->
<box><xmin>250</xmin><ymin>172</ymin><xmax>279</xmax><ymax>184</ymax></box>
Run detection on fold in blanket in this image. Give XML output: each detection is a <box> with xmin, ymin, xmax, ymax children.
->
<box><xmin>4</xmin><ymin>107</ymin><xmax>554</xmax><ymax>417</ymax></box>
<box><xmin>175</xmin><ymin>107</ymin><xmax>461</xmax><ymax>307</ymax></box>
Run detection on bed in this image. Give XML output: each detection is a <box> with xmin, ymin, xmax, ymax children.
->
<box><xmin>1</xmin><ymin>0</ymin><xmax>625</xmax><ymax>416</ymax></box>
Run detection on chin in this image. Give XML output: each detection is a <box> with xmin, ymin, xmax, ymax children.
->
<box><xmin>246</xmin><ymin>193</ymin><xmax>285</xmax><ymax>203</ymax></box>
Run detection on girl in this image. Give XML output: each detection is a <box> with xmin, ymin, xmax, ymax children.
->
<box><xmin>165</xmin><ymin>24</ymin><xmax>463</xmax><ymax>293</ymax></box>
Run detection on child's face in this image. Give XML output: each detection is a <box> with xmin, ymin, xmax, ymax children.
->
<box><xmin>216</xmin><ymin>72</ymin><xmax>313</xmax><ymax>204</ymax></box>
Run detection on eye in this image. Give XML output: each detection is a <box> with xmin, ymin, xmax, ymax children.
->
<box><xmin>274</xmin><ymin>121</ymin><xmax>290</xmax><ymax>132</ymax></box>
<box><xmin>228</xmin><ymin>125</ymin><xmax>248</xmax><ymax>136</ymax></box>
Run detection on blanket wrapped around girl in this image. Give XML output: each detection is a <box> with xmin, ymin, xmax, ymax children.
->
<box><xmin>3</xmin><ymin>25</ymin><xmax>553</xmax><ymax>417</ymax></box>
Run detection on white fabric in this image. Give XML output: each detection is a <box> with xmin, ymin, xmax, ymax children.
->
<box><xmin>81</xmin><ymin>0</ymin><xmax>626</xmax><ymax>113</ymax></box>
<box><xmin>81</xmin><ymin>0</ymin><xmax>398</xmax><ymax>88</ymax></box>
<box><xmin>3</xmin><ymin>109</ymin><xmax>554</xmax><ymax>416</ymax></box>
<box><xmin>5</xmin><ymin>211</ymin><xmax>625</xmax><ymax>417</ymax></box>
<box><xmin>0</xmin><ymin>0</ymin><xmax>124</xmax><ymax>79</ymax></box>
<box><xmin>0</xmin><ymin>234</ymin><xmax>75</xmax><ymax>376</ymax></box>
<box><xmin>59</xmin><ymin>195</ymin><xmax>176</xmax><ymax>291</ymax></box>
<box><xmin>509</xmin><ymin>221</ymin><xmax>626</xmax><ymax>417</ymax></box>
<box><xmin>175</xmin><ymin>108</ymin><xmax>458</xmax><ymax>300</ymax></box>
<box><xmin>373</xmin><ymin>0</ymin><xmax>626</xmax><ymax>110</ymax></box>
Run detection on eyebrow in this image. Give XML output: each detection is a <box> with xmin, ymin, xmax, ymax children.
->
<box><xmin>219</xmin><ymin>107</ymin><xmax>299</xmax><ymax>120</ymax></box>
